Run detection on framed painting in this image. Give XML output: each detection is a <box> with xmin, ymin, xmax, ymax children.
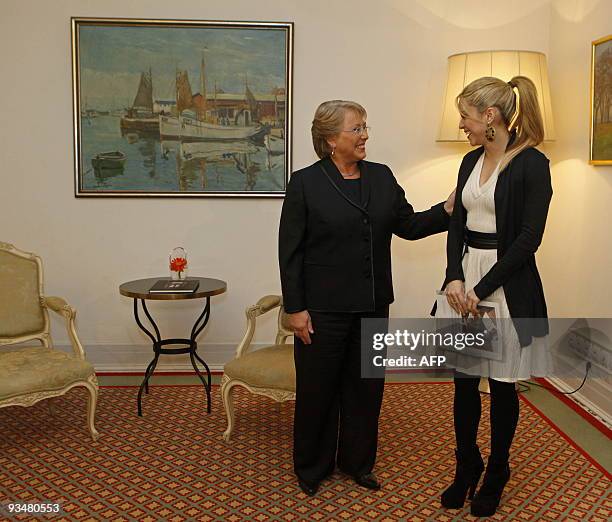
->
<box><xmin>590</xmin><ymin>34</ymin><xmax>612</xmax><ymax>165</ymax></box>
<box><xmin>71</xmin><ymin>18</ymin><xmax>293</xmax><ymax>197</ymax></box>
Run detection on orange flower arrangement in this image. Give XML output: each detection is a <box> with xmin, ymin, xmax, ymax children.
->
<box><xmin>170</xmin><ymin>257</ymin><xmax>188</xmax><ymax>277</ymax></box>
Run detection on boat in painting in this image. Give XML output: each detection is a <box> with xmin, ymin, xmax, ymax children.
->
<box><xmin>91</xmin><ymin>151</ymin><xmax>126</xmax><ymax>170</ymax></box>
<box><xmin>120</xmin><ymin>69</ymin><xmax>159</xmax><ymax>134</ymax></box>
<box><xmin>159</xmin><ymin>55</ymin><xmax>265</xmax><ymax>141</ymax></box>
<box><xmin>160</xmin><ymin>111</ymin><xmax>264</xmax><ymax>141</ymax></box>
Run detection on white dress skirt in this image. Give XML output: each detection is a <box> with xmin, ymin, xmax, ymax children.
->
<box><xmin>440</xmin><ymin>153</ymin><xmax>551</xmax><ymax>383</ymax></box>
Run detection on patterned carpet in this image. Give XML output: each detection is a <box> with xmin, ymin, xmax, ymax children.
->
<box><xmin>0</xmin><ymin>383</ymin><xmax>610</xmax><ymax>521</ymax></box>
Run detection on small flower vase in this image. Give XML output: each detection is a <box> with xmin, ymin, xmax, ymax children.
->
<box><xmin>169</xmin><ymin>247</ymin><xmax>188</xmax><ymax>280</ymax></box>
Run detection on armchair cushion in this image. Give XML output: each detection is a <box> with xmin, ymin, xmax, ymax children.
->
<box><xmin>0</xmin><ymin>347</ymin><xmax>95</xmax><ymax>401</ymax></box>
<box><xmin>224</xmin><ymin>344</ymin><xmax>295</xmax><ymax>392</ymax></box>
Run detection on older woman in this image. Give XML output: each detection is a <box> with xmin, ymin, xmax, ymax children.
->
<box><xmin>279</xmin><ymin>100</ymin><xmax>454</xmax><ymax>496</ymax></box>
<box><xmin>439</xmin><ymin>76</ymin><xmax>552</xmax><ymax>517</ymax></box>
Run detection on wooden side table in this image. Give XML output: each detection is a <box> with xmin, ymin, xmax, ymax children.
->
<box><xmin>119</xmin><ymin>277</ymin><xmax>227</xmax><ymax>416</ymax></box>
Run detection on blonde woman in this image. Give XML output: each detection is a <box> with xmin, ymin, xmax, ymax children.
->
<box><xmin>279</xmin><ymin>100</ymin><xmax>454</xmax><ymax>496</ymax></box>
<box><xmin>439</xmin><ymin>77</ymin><xmax>552</xmax><ymax>517</ymax></box>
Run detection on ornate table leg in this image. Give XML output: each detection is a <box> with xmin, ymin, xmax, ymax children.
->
<box><xmin>190</xmin><ymin>297</ymin><xmax>212</xmax><ymax>413</ymax></box>
<box><xmin>133</xmin><ymin>298</ymin><xmax>162</xmax><ymax>416</ymax></box>
<box><xmin>142</xmin><ymin>358</ymin><xmax>156</xmax><ymax>395</ymax></box>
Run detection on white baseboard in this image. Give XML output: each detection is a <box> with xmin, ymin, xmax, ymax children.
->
<box><xmin>54</xmin><ymin>343</ymin><xmax>269</xmax><ymax>373</ymax></box>
<box><xmin>546</xmin><ymin>376</ymin><xmax>612</xmax><ymax>428</ymax></box>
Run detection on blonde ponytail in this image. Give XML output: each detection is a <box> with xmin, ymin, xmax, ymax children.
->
<box><xmin>501</xmin><ymin>76</ymin><xmax>544</xmax><ymax>171</ymax></box>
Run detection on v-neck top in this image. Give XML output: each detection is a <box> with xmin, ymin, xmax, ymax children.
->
<box><xmin>462</xmin><ymin>153</ymin><xmax>500</xmax><ymax>234</ymax></box>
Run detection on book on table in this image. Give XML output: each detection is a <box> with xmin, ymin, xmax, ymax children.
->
<box><xmin>149</xmin><ymin>279</ymin><xmax>200</xmax><ymax>294</ymax></box>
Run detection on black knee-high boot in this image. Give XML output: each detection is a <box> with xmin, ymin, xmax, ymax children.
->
<box><xmin>488</xmin><ymin>379</ymin><xmax>519</xmax><ymax>467</ymax></box>
<box><xmin>471</xmin><ymin>379</ymin><xmax>518</xmax><ymax>517</ymax></box>
<box><xmin>441</xmin><ymin>373</ymin><xmax>485</xmax><ymax>509</ymax></box>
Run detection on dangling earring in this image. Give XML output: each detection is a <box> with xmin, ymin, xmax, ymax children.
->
<box><xmin>485</xmin><ymin>122</ymin><xmax>496</xmax><ymax>142</ymax></box>
<box><xmin>331</xmin><ymin>145</ymin><xmax>336</xmax><ymax>156</ymax></box>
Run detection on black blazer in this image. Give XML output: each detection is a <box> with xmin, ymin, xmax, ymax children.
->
<box><xmin>443</xmin><ymin>145</ymin><xmax>553</xmax><ymax>346</ymax></box>
<box><xmin>279</xmin><ymin>157</ymin><xmax>449</xmax><ymax>313</ymax></box>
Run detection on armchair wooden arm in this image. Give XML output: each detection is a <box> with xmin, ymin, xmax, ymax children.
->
<box><xmin>41</xmin><ymin>296</ymin><xmax>86</xmax><ymax>360</ymax></box>
<box><xmin>234</xmin><ymin>295</ymin><xmax>283</xmax><ymax>359</ymax></box>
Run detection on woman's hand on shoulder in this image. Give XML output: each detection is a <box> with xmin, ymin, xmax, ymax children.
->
<box><xmin>289</xmin><ymin>310</ymin><xmax>314</xmax><ymax>345</ymax></box>
<box><xmin>445</xmin><ymin>280</ymin><xmax>467</xmax><ymax>315</ymax></box>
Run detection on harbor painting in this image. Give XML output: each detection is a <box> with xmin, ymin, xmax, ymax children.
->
<box><xmin>72</xmin><ymin>18</ymin><xmax>292</xmax><ymax>196</ymax></box>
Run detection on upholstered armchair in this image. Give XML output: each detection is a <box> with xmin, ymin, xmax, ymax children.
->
<box><xmin>221</xmin><ymin>295</ymin><xmax>295</xmax><ymax>441</ymax></box>
<box><xmin>0</xmin><ymin>242</ymin><xmax>99</xmax><ymax>440</ymax></box>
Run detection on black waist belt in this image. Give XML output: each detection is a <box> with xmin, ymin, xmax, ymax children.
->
<box><xmin>465</xmin><ymin>229</ymin><xmax>498</xmax><ymax>250</ymax></box>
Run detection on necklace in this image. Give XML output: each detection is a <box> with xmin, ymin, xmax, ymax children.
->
<box><xmin>339</xmin><ymin>166</ymin><xmax>360</xmax><ymax>178</ymax></box>
<box><xmin>332</xmin><ymin>157</ymin><xmax>359</xmax><ymax>178</ymax></box>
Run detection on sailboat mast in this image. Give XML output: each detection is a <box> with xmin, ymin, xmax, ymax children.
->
<box><xmin>175</xmin><ymin>66</ymin><xmax>179</xmax><ymax>116</ymax></box>
<box><xmin>148</xmin><ymin>67</ymin><xmax>153</xmax><ymax>111</ymax></box>
<box><xmin>200</xmin><ymin>49</ymin><xmax>207</xmax><ymax>116</ymax></box>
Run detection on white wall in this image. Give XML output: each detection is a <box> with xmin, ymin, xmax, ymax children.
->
<box><xmin>1</xmin><ymin>0</ymin><xmax>610</xmax><ymax>369</ymax></box>
<box><xmin>540</xmin><ymin>0</ymin><xmax>612</xmax><ymax>319</ymax></box>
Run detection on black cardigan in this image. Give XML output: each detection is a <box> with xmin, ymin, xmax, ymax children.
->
<box><xmin>443</xmin><ymin>146</ymin><xmax>553</xmax><ymax>346</ymax></box>
<box><xmin>279</xmin><ymin>157</ymin><xmax>449</xmax><ymax>313</ymax></box>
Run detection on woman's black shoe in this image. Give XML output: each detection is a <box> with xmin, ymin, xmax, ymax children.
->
<box><xmin>441</xmin><ymin>449</ymin><xmax>484</xmax><ymax>509</ymax></box>
<box><xmin>298</xmin><ymin>478</ymin><xmax>319</xmax><ymax>497</ymax></box>
<box><xmin>470</xmin><ymin>463</ymin><xmax>510</xmax><ymax>517</ymax></box>
<box><xmin>354</xmin><ymin>473</ymin><xmax>381</xmax><ymax>491</ymax></box>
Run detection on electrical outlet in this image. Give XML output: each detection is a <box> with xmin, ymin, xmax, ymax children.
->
<box><xmin>567</xmin><ymin>330</ymin><xmax>590</xmax><ymax>357</ymax></box>
<box><xmin>567</xmin><ymin>329</ymin><xmax>612</xmax><ymax>372</ymax></box>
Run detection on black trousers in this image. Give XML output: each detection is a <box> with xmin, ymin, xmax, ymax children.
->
<box><xmin>293</xmin><ymin>307</ymin><xmax>389</xmax><ymax>485</ymax></box>
<box><xmin>453</xmin><ymin>372</ymin><xmax>519</xmax><ymax>467</ymax></box>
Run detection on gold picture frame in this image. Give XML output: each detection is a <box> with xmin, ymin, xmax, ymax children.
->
<box><xmin>590</xmin><ymin>34</ymin><xmax>612</xmax><ymax>165</ymax></box>
<box><xmin>71</xmin><ymin>17</ymin><xmax>293</xmax><ymax>197</ymax></box>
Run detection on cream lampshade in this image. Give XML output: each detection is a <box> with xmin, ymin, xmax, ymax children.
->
<box><xmin>437</xmin><ymin>50</ymin><xmax>555</xmax><ymax>142</ymax></box>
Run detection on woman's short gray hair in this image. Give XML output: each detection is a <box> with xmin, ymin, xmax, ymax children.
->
<box><xmin>311</xmin><ymin>100</ymin><xmax>367</xmax><ymax>159</ymax></box>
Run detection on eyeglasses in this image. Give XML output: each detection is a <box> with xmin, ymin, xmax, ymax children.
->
<box><xmin>341</xmin><ymin>125</ymin><xmax>371</xmax><ymax>136</ymax></box>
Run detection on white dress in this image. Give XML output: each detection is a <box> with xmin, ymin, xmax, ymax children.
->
<box><xmin>441</xmin><ymin>153</ymin><xmax>551</xmax><ymax>382</ymax></box>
